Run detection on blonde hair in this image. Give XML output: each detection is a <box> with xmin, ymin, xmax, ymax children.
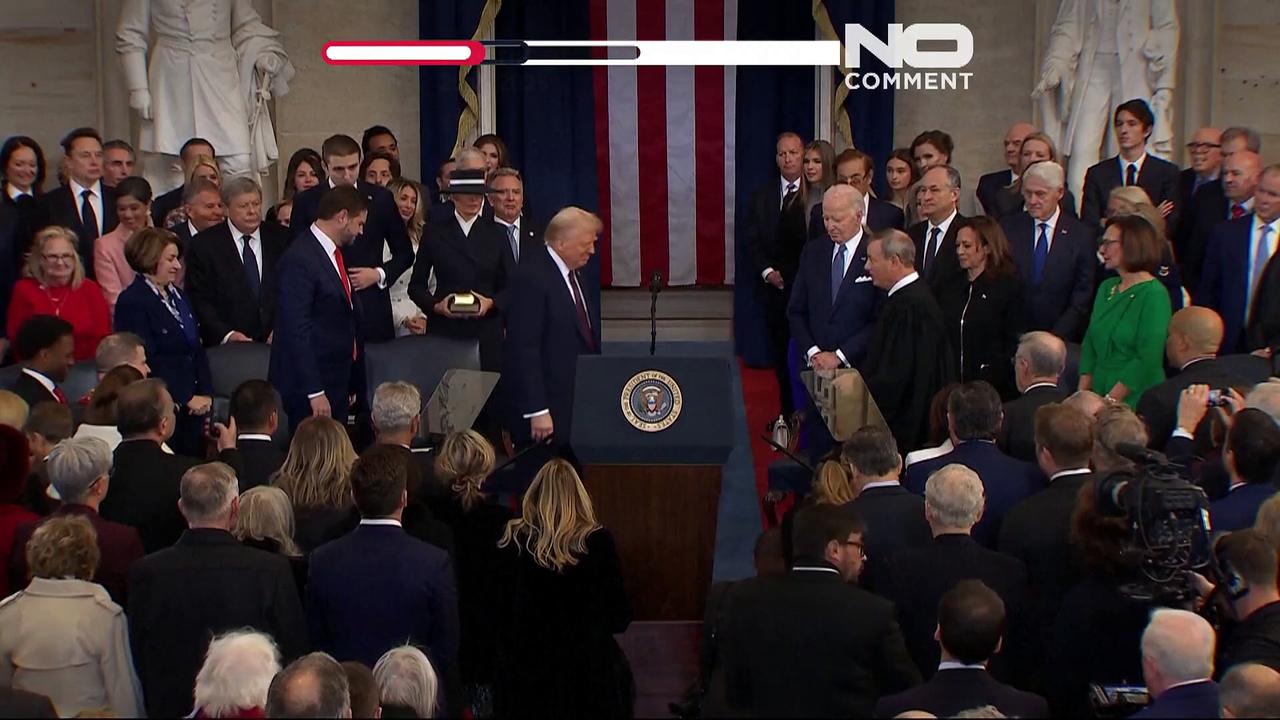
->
<box><xmin>26</xmin><ymin>226</ymin><xmax>86</xmax><ymax>287</ymax></box>
<box><xmin>498</xmin><ymin>458</ymin><xmax>601</xmax><ymax>572</ymax></box>
<box><xmin>434</xmin><ymin>430</ymin><xmax>495</xmax><ymax>512</ymax></box>
<box><xmin>187</xmin><ymin>154</ymin><xmax>221</xmax><ymax>187</ymax></box>
<box><xmin>1108</xmin><ymin>185</ymin><xmax>1168</xmax><ymax>238</ymax></box>
<box><xmin>545</xmin><ymin>206</ymin><xmax>602</xmax><ymax>247</ymax></box>
<box><xmin>27</xmin><ymin>514</ymin><xmax>99</xmax><ymax>581</ymax></box>
<box><xmin>1254</xmin><ymin>494</ymin><xmax>1280</xmax><ymax>554</ymax></box>
<box><xmin>234</xmin><ymin>486</ymin><xmax>301</xmax><ymax>557</ymax></box>
<box><xmin>808</xmin><ymin>459</ymin><xmax>855</xmax><ymax>506</ymax></box>
<box><xmin>0</xmin><ymin>390</ymin><xmax>29</xmax><ymax>429</ymax></box>
<box><xmin>272</xmin><ymin>416</ymin><xmax>357</xmax><ymax>510</ymax></box>
<box><xmin>386</xmin><ymin>178</ymin><xmax>425</xmax><ymax>244</ymax></box>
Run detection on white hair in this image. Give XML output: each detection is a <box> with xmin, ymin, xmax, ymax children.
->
<box><xmin>194</xmin><ymin>630</ymin><xmax>281</xmax><ymax>717</ymax></box>
<box><xmin>1246</xmin><ymin>380</ymin><xmax>1280</xmax><ymax>426</ymax></box>
<box><xmin>1022</xmin><ymin>160</ymin><xmax>1065</xmax><ymax>190</ymax></box>
<box><xmin>1016</xmin><ymin>331</ymin><xmax>1067</xmax><ymax>378</ymax></box>
<box><xmin>374</xmin><ymin>646</ymin><xmax>438</xmax><ymax>718</ymax></box>
<box><xmin>1142</xmin><ymin>608</ymin><xmax>1216</xmax><ymax>685</ymax></box>
<box><xmin>372</xmin><ymin>381</ymin><xmax>421</xmax><ymax>434</ymax></box>
<box><xmin>823</xmin><ymin>184</ymin><xmax>866</xmax><ymax>216</ymax></box>
<box><xmin>46</xmin><ymin>437</ymin><xmax>112</xmax><ymax>503</ymax></box>
<box><xmin>454</xmin><ymin>147</ymin><xmax>487</xmax><ymax>170</ymax></box>
<box><xmin>924</xmin><ymin>464</ymin><xmax>985</xmax><ymax>529</ymax></box>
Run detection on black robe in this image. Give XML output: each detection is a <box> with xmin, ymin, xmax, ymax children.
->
<box><xmin>864</xmin><ymin>278</ymin><xmax>957</xmax><ymax>453</ymax></box>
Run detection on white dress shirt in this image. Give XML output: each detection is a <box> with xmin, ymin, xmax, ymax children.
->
<box><xmin>1118</xmin><ymin>152</ymin><xmax>1147</xmax><ymax>183</ymax></box>
<box><xmin>324</xmin><ymin>179</ymin><xmax>386</xmax><ymax>287</ymax></box>
<box><xmin>1247</xmin><ymin>214</ymin><xmax>1280</xmax><ymax>314</ymax></box>
<box><xmin>69</xmin><ymin>178</ymin><xmax>105</xmax><ymax>235</ymax></box>
<box><xmin>495</xmin><ymin>215</ymin><xmax>522</xmax><ymax>261</ymax></box>
<box><xmin>1031</xmin><ymin>206</ymin><xmax>1062</xmax><ymax>254</ymax></box>
<box><xmin>923</xmin><ymin>209</ymin><xmax>959</xmax><ymax>269</ymax></box>
<box><xmin>888</xmin><ymin>271</ymin><xmax>920</xmax><ymax>297</ymax></box>
<box><xmin>307</xmin><ymin>224</ymin><xmax>351</xmax><ymax>400</ymax></box>
<box><xmin>359</xmin><ymin>518</ymin><xmax>403</xmax><ymax>528</ymax></box>
<box><xmin>455</xmin><ymin>209</ymin><xmax>480</xmax><ymax>237</ymax></box>
<box><xmin>21</xmin><ymin>368</ymin><xmax>56</xmax><ymax>394</ymax></box>
<box><xmin>6</xmin><ymin>184</ymin><xmax>31</xmax><ymax>201</ymax></box>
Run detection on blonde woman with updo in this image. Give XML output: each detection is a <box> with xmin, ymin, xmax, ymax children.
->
<box><xmin>494</xmin><ymin>458</ymin><xmax>634</xmax><ymax>718</ymax></box>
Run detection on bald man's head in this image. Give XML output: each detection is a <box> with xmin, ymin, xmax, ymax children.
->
<box><xmin>1003</xmin><ymin>122</ymin><xmax>1036</xmax><ymax>169</ymax></box>
<box><xmin>1221</xmin><ymin>663</ymin><xmax>1280</xmax><ymax>718</ymax></box>
<box><xmin>1223</xmin><ymin>151</ymin><xmax>1263</xmax><ymax>203</ymax></box>
<box><xmin>266</xmin><ymin>653</ymin><xmax>351</xmax><ymax>718</ymax></box>
<box><xmin>1167</xmin><ymin>306</ymin><xmax>1224</xmax><ymax>367</ymax></box>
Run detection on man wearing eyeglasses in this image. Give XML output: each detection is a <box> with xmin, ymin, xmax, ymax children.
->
<box><xmin>1182</xmin><ymin>127</ymin><xmax>1264</xmax><ymax>291</ymax></box>
<box><xmin>807</xmin><ymin>149</ymin><xmax>905</xmax><ymax>238</ymax></box>
<box><xmin>488</xmin><ymin>167</ymin><xmax>542</xmax><ymax>267</ymax></box>
<box><xmin>1173</xmin><ymin>128</ymin><xmax>1222</xmax><ymax>277</ymax></box>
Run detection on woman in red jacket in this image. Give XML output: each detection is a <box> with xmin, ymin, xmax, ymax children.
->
<box><xmin>7</xmin><ymin>226</ymin><xmax>110</xmax><ymax>362</ymax></box>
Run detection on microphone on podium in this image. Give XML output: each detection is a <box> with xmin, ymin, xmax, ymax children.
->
<box><xmin>649</xmin><ymin>271</ymin><xmax>662</xmax><ymax>356</ymax></box>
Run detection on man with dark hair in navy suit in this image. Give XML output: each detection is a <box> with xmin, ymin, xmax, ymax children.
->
<box><xmin>999</xmin><ymin>160</ymin><xmax>1097</xmax><ymax>342</ymax></box>
<box><xmin>1079</xmin><ymin>98</ymin><xmax>1181</xmax><ymax>232</ymax></box>
<box><xmin>290</xmin><ymin>134</ymin><xmax>413</xmax><ymax>342</ymax></box>
<box><xmin>270</xmin><ymin>185</ymin><xmax>367</xmax><ymax>431</ymax></box>
<box><xmin>1199</xmin><ymin>164</ymin><xmax>1280</xmax><ymax>355</ymax></box>
<box><xmin>877</xmin><ymin>579</ymin><xmax>1047</xmax><ymax>718</ymax></box>
<box><xmin>307</xmin><ymin>445</ymin><xmax>459</xmax><ymax>711</ymax></box>
<box><xmin>788</xmin><ymin>184</ymin><xmax>880</xmax><ymax>459</ymax></box>
<box><xmin>808</xmin><ymin>149</ymin><xmax>905</xmax><ymax>237</ymax></box>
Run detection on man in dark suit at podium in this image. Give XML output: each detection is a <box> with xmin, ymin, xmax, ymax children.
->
<box><xmin>788</xmin><ymin>184</ymin><xmax>880</xmax><ymax>458</ymax></box>
<box><xmin>504</xmin><ymin>206</ymin><xmax>602</xmax><ymax>461</ymax></box>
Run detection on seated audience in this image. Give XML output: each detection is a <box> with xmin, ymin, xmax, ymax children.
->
<box><xmin>272</xmin><ymin>415</ymin><xmax>358</xmax><ymax>552</ymax></box>
<box><xmin>387</xmin><ymin>177</ymin><xmax>429</xmax><ymax>336</ymax></box>
<box><xmin>936</xmin><ymin>216</ymin><xmax>1026</xmax><ymax>399</ymax></box>
<box><xmin>374</xmin><ymin>645</ymin><xmax>439</xmax><ymax>718</ymax></box>
<box><xmin>709</xmin><ymin>504</ymin><xmax>918</xmax><ymax>717</ymax></box>
<box><xmin>840</xmin><ymin>426</ymin><xmax>931</xmax><ymax>593</ymax></box>
<box><xmin>1139</xmin><ymin>306</ymin><xmax>1271</xmax><ymax>450</ymax></box>
<box><xmin>8</xmin><ymin>226</ymin><xmax>109</xmax><ymax>361</ymax></box>
<box><xmin>1211</xmin><ymin>409</ymin><xmax>1280</xmax><ymax>532</ymax></box>
<box><xmin>1079</xmin><ymin>214</ymin><xmax>1173</xmax><ymax>408</ymax></box>
<box><xmin>115</xmin><ymin>226</ymin><xmax>213</xmax><ymax>455</ymax></box>
<box><xmin>904</xmin><ymin>381</ymin><xmax>1044</xmax><ymax>546</ymax></box>
<box><xmin>876</xmin><ymin>579</ymin><xmax>1048</xmax><ymax>718</ymax></box>
<box><xmin>886</xmin><ymin>464</ymin><xmax>1031</xmax><ymax>682</ymax></box>
<box><xmin>1135</xmin><ymin>609</ymin><xmax>1220</xmax><ymax>718</ymax></box>
<box><xmin>0</xmin><ymin>515</ymin><xmax>143</xmax><ymax>717</ymax></box>
<box><xmin>308</xmin><ymin>446</ymin><xmax>459</xmax><ymax>686</ymax></box>
<box><xmin>8</xmin><ymin>314</ymin><xmax>74</xmax><ymax>409</ymax></box>
<box><xmin>99</xmin><ymin>378</ymin><xmax>240</xmax><ymax>553</ymax></box>
<box><xmin>432</xmin><ymin>429</ymin><xmax>513</xmax><ymax>700</ymax></box>
<box><xmin>234</xmin><ymin>485</ymin><xmax>308</xmax><ymax>595</ymax></box>
<box><xmin>999</xmin><ymin>331</ymin><xmax>1069</xmax><ymax>461</ymax></box>
<box><xmin>73</xmin><ymin>364</ymin><xmax>143</xmax><ymax>451</ymax></box>
<box><xmin>8</xmin><ymin>436</ymin><xmax>143</xmax><ymax>604</ymax></box>
<box><xmin>20</xmin><ymin>400</ymin><xmax>72</xmax><ymax>514</ymax></box>
<box><xmin>186</xmin><ymin>176</ymin><xmax>288</xmax><ymax>346</ymax></box>
<box><xmin>342</xmin><ymin>660</ymin><xmax>381</xmax><ymax>720</ymax></box>
<box><xmin>94</xmin><ymin>177</ymin><xmax>152</xmax><ymax>312</ymax></box>
<box><xmin>0</xmin><ymin>425</ymin><xmax>36</xmax><ymax>598</ymax></box>
<box><xmin>230</xmin><ymin>379</ymin><xmax>285</xmax><ymax>491</ymax></box>
<box><xmin>127</xmin><ymin>461</ymin><xmax>306</xmax><ymax>718</ymax></box>
<box><xmin>1214</xmin><ymin>530</ymin><xmax>1280</xmax><ymax>675</ymax></box>
<box><xmin>1220</xmin><ymin>663</ymin><xmax>1280</xmax><ymax>718</ymax></box>
<box><xmin>494</xmin><ymin>459</ymin><xmax>635</xmax><ymax>717</ymax></box>
<box><xmin>192</xmin><ymin>630</ymin><xmax>281</xmax><ymax>719</ymax></box>
<box><xmin>905</xmin><ymin>383</ymin><xmax>958</xmax><ymax>468</ymax></box>
<box><xmin>997</xmin><ymin>404</ymin><xmax>1094</xmax><ymax>664</ymax></box>
<box><xmin>265</xmin><ymin>652</ymin><xmax>351</xmax><ymax>718</ymax></box>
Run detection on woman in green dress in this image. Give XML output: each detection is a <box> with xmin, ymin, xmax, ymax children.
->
<box><xmin>1079</xmin><ymin>214</ymin><xmax>1173</xmax><ymax>409</ymax></box>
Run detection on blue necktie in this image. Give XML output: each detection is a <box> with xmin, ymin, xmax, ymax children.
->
<box><xmin>1249</xmin><ymin>225</ymin><xmax>1274</xmax><ymax>317</ymax></box>
<box><xmin>1033</xmin><ymin>222</ymin><xmax>1049</xmax><ymax>284</ymax></box>
<box><xmin>831</xmin><ymin>243</ymin><xmax>847</xmax><ymax>306</ymax></box>
<box><xmin>506</xmin><ymin>224</ymin><xmax>519</xmax><ymax>263</ymax></box>
<box><xmin>242</xmin><ymin>236</ymin><xmax>261</xmax><ymax>299</ymax></box>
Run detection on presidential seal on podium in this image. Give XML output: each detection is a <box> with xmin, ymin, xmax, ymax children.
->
<box><xmin>620</xmin><ymin>369</ymin><xmax>683</xmax><ymax>432</ymax></box>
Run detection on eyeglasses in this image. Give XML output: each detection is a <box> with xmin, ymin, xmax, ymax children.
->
<box><xmin>843</xmin><ymin>539</ymin><xmax>866</xmax><ymax>559</ymax></box>
<box><xmin>1186</xmin><ymin>142</ymin><xmax>1221</xmax><ymax>151</ymax></box>
<box><xmin>42</xmin><ymin>253</ymin><xmax>76</xmax><ymax>263</ymax></box>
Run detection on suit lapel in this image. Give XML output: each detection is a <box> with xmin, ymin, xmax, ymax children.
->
<box><xmin>215</xmin><ymin>224</ymin><xmax>254</xmax><ymax>298</ymax></box>
<box><xmin>829</xmin><ymin>235</ymin><xmax>868</xmax><ymax>313</ymax></box>
<box><xmin>306</xmin><ymin>233</ymin><xmax>352</xmax><ymax>307</ymax></box>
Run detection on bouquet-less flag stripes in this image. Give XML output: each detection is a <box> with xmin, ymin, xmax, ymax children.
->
<box><xmin>590</xmin><ymin>0</ymin><xmax>738</xmax><ymax>287</ymax></box>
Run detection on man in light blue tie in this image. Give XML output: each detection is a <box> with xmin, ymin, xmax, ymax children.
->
<box><xmin>488</xmin><ymin>167</ymin><xmax>540</xmax><ymax>267</ymax></box>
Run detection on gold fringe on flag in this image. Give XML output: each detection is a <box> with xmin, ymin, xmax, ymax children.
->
<box><xmin>452</xmin><ymin>0</ymin><xmax>504</xmax><ymax>157</ymax></box>
<box><xmin>811</xmin><ymin>0</ymin><xmax>852</xmax><ymax>148</ymax></box>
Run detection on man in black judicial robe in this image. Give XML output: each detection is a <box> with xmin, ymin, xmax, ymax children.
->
<box><xmin>862</xmin><ymin>230</ymin><xmax>956</xmax><ymax>454</ymax></box>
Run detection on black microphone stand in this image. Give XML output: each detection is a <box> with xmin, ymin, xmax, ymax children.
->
<box><xmin>649</xmin><ymin>271</ymin><xmax>661</xmax><ymax>356</ymax></box>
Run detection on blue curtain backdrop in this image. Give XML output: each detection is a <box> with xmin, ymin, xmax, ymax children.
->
<box><xmin>419</xmin><ymin>1</ymin><xmax>486</xmax><ymax>185</ymax></box>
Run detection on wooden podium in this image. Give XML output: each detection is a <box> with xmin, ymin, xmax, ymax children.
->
<box><xmin>572</xmin><ymin>356</ymin><xmax>735</xmax><ymax>621</ymax></box>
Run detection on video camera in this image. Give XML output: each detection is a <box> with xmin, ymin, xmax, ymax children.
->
<box><xmin>1093</xmin><ymin>442</ymin><xmax>1213</xmax><ymax>606</ymax></box>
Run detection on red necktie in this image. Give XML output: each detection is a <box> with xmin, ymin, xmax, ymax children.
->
<box><xmin>1231</xmin><ymin>204</ymin><xmax>1246</xmax><ymax>219</ymax></box>
<box><xmin>53</xmin><ymin>387</ymin><xmax>67</xmax><ymax>405</ymax></box>
<box><xmin>333</xmin><ymin>248</ymin><xmax>357</xmax><ymax>360</ymax></box>
<box><xmin>570</xmin><ymin>270</ymin><xmax>596</xmax><ymax>352</ymax></box>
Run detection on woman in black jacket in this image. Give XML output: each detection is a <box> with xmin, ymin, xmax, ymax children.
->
<box><xmin>937</xmin><ymin>216</ymin><xmax>1028</xmax><ymax>400</ymax></box>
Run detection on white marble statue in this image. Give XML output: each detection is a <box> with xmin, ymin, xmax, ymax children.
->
<box><xmin>1032</xmin><ymin>0</ymin><xmax>1179</xmax><ymax>203</ymax></box>
<box><xmin>116</xmin><ymin>0</ymin><xmax>296</xmax><ymax>192</ymax></box>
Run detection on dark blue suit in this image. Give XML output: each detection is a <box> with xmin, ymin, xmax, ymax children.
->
<box><xmin>1210</xmin><ymin>482</ymin><xmax>1277</xmax><ymax>533</ymax></box>
<box><xmin>269</xmin><ymin>229</ymin><xmax>360</xmax><ymax>430</ymax></box>
<box><xmin>977</xmin><ymin>168</ymin><xmax>1013</xmax><ymax>216</ymax></box>
<box><xmin>308</xmin><ymin>523</ymin><xmax>459</xmax><ymax>676</ymax></box>
<box><xmin>904</xmin><ymin>440</ymin><xmax>1045</xmax><ymax>547</ymax></box>
<box><xmin>0</xmin><ymin>202</ymin><xmax>20</xmax><ymax>350</ymax></box>
<box><xmin>1132</xmin><ymin>680</ymin><xmax>1219</xmax><ymax>719</ymax></box>
<box><xmin>113</xmin><ymin>275</ymin><xmax>212</xmax><ymax>454</ymax></box>
<box><xmin>292</xmin><ymin>181</ymin><xmax>413</xmax><ymax>342</ymax></box>
<box><xmin>1199</xmin><ymin>215</ymin><xmax>1261</xmax><ymax>354</ymax></box>
<box><xmin>807</xmin><ymin>197</ymin><xmax>905</xmax><ymax>238</ymax></box>
<box><xmin>1080</xmin><ymin>154</ymin><xmax>1181</xmax><ymax>232</ymax></box>
<box><xmin>503</xmin><ymin>245</ymin><xmax>601</xmax><ymax>452</ymax></box>
<box><xmin>1000</xmin><ymin>211</ymin><xmax>1097</xmax><ymax>342</ymax></box>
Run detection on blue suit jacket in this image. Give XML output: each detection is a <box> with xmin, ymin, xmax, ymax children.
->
<box><xmin>807</xmin><ymin>197</ymin><xmax>905</xmax><ymax>239</ymax></box>
<box><xmin>291</xmin><ymin>181</ymin><xmax>413</xmax><ymax>342</ymax></box>
<box><xmin>308</xmin><ymin>524</ymin><xmax>459</xmax><ymax>671</ymax></box>
<box><xmin>1000</xmin><ymin>211</ymin><xmax>1097</xmax><ymax>342</ymax></box>
<box><xmin>904</xmin><ymin>441</ymin><xmax>1046</xmax><ymax>547</ymax></box>
<box><xmin>787</xmin><ymin>233</ymin><xmax>880</xmax><ymax>369</ymax></box>
<box><xmin>269</xmin><ymin>231</ymin><xmax>360</xmax><ymax>420</ymax></box>
<box><xmin>1132</xmin><ymin>680</ymin><xmax>1219</xmax><ymax>719</ymax></box>
<box><xmin>113</xmin><ymin>276</ymin><xmax>210</xmax><ymax>404</ymax></box>
<box><xmin>503</xmin><ymin>246</ymin><xmax>601</xmax><ymax>448</ymax></box>
<box><xmin>1210</xmin><ymin>483</ymin><xmax>1278</xmax><ymax>533</ymax></box>
<box><xmin>1198</xmin><ymin>215</ymin><xmax>1257</xmax><ymax>354</ymax></box>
